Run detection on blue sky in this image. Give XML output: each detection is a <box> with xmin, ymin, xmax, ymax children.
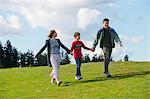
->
<box><xmin>0</xmin><ymin>0</ymin><xmax>149</xmax><ymax>61</ymax></box>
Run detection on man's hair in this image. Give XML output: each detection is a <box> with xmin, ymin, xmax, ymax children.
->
<box><xmin>74</xmin><ymin>32</ymin><xmax>80</xmax><ymax>38</ymax></box>
<box><xmin>48</xmin><ymin>30</ymin><xmax>56</xmax><ymax>38</ymax></box>
<box><xmin>103</xmin><ymin>18</ymin><xmax>109</xmax><ymax>23</ymax></box>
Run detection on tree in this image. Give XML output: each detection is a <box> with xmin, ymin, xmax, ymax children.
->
<box><xmin>4</xmin><ymin>40</ymin><xmax>13</xmax><ymax>68</ymax></box>
<box><xmin>92</xmin><ymin>54</ymin><xmax>98</xmax><ymax>62</ymax></box>
<box><xmin>85</xmin><ymin>54</ymin><xmax>90</xmax><ymax>62</ymax></box>
<box><xmin>19</xmin><ymin>52</ymin><xmax>26</xmax><ymax>67</ymax></box>
<box><xmin>124</xmin><ymin>55</ymin><xmax>129</xmax><ymax>61</ymax></box>
<box><xmin>60</xmin><ymin>52</ymin><xmax>70</xmax><ymax>65</ymax></box>
<box><xmin>82</xmin><ymin>54</ymin><xmax>90</xmax><ymax>63</ymax></box>
<box><xmin>26</xmin><ymin>50</ymin><xmax>34</xmax><ymax>66</ymax></box>
<box><xmin>0</xmin><ymin>42</ymin><xmax>4</xmax><ymax>67</ymax></box>
<box><xmin>0</xmin><ymin>40</ymin><xmax>20</xmax><ymax>68</ymax></box>
<box><xmin>98</xmin><ymin>54</ymin><xmax>104</xmax><ymax>62</ymax></box>
<box><xmin>36</xmin><ymin>53</ymin><xmax>47</xmax><ymax>66</ymax></box>
<box><xmin>11</xmin><ymin>47</ymin><xmax>19</xmax><ymax>67</ymax></box>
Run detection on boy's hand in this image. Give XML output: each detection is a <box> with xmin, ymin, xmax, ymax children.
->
<box><xmin>91</xmin><ymin>48</ymin><xmax>95</xmax><ymax>52</ymax></box>
<box><xmin>90</xmin><ymin>48</ymin><xmax>94</xmax><ymax>52</ymax></box>
<box><xmin>70</xmin><ymin>52</ymin><xmax>73</xmax><ymax>55</ymax></box>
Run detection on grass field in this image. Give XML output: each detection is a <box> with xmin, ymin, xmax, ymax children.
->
<box><xmin>0</xmin><ymin>62</ymin><xmax>150</xmax><ymax>99</ymax></box>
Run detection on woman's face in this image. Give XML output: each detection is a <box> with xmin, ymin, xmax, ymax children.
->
<box><xmin>53</xmin><ymin>32</ymin><xmax>57</xmax><ymax>37</ymax></box>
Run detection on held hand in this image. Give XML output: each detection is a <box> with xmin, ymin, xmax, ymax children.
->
<box><xmin>34</xmin><ymin>54</ymin><xmax>37</xmax><ymax>58</ymax></box>
<box><xmin>120</xmin><ymin>43</ymin><xmax>122</xmax><ymax>47</ymax></box>
<box><xmin>92</xmin><ymin>48</ymin><xmax>95</xmax><ymax>52</ymax></box>
<box><xmin>70</xmin><ymin>52</ymin><xmax>73</xmax><ymax>55</ymax></box>
<box><xmin>91</xmin><ymin>48</ymin><xmax>94</xmax><ymax>52</ymax></box>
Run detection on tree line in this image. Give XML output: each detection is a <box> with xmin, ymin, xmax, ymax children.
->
<box><xmin>0</xmin><ymin>40</ymin><xmax>129</xmax><ymax>68</ymax></box>
<box><xmin>0</xmin><ymin>40</ymin><xmax>70</xmax><ymax>68</ymax></box>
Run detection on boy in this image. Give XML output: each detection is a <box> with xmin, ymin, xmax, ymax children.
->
<box><xmin>70</xmin><ymin>32</ymin><xmax>93</xmax><ymax>80</ymax></box>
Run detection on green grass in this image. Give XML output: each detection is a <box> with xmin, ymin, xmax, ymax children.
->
<box><xmin>0</xmin><ymin>62</ymin><xmax>150</xmax><ymax>99</ymax></box>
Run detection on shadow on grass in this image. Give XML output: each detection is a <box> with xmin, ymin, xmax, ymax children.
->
<box><xmin>63</xmin><ymin>71</ymin><xmax>150</xmax><ymax>87</ymax></box>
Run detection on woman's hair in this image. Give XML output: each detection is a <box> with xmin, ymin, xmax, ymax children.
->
<box><xmin>74</xmin><ymin>32</ymin><xmax>80</xmax><ymax>38</ymax></box>
<box><xmin>48</xmin><ymin>30</ymin><xmax>56</xmax><ymax>38</ymax></box>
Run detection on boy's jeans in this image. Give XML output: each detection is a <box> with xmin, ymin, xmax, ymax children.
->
<box><xmin>75</xmin><ymin>58</ymin><xmax>81</xmax><ymax>76</ymax></box>
<box><xmin>102</xmin><ymin>47</ymin><xmax>112</xmax><ymax>73</ymax></box>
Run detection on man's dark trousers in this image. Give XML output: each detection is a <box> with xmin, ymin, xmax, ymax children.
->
<box><xmin>102</xmin><ymin>47</ymin><xmax>112</xmax><ymax>73</ymax></box>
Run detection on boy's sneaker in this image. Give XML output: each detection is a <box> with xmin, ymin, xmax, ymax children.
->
<box><xmin>75</xmin><ymin>76</ymin><xmax>83</xmax><ymax>80</ymax></box>
<box><xmin>57</xmin><ymin>80</ymin><xmax>62</xmax><ymax>86</ymax></box>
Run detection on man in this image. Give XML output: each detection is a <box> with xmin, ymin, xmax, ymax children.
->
<box><xmin>92</xmin><ymin>18</ymin><xmax>122</xmax><ymax>78</ymax></box>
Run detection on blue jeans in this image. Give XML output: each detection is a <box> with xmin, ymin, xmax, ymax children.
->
<box><xmin>75</xmin><ymin>59</ymin><xmax>81</xmax><ymax>76</ymax></box>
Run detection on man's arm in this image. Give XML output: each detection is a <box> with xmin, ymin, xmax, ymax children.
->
<box><xmin>112</xmin><ymin>29</ymin><xmax>122</xmax><ymax>46</ymax></box>
<box><xmin>92</xmin><ymin>30</ymin><xmax>101</xmax><ymax>51</ymax></box>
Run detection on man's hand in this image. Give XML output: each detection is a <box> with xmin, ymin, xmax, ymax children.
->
<box><xmin>120</xmin><ymin>43</ymin><xmax>122</xmax><ymax>47</ymax></box>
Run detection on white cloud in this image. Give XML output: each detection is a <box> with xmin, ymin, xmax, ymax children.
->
<box><xmin>0</xmin><ymin>0</ymin><xmax>117</xmax><ymax>35</ymax></box>
<box><xmin>0</xmin><ymin>15</ymin><xmax>21</xmax><ymax>36</ymax></box>
<box><xmin>21</xmin><ymin>7</ymin><xmax>59</xmax><ymax>28</ymax></box>
<box><xmin>111</xmin><ymin>35</ymin><xmax>144</xmax><ymax>61</ymax></box>
<box><xmin>77</xmin><ymin>8</ymin><xmax>101</xmax><ymax>29</ymax></box>
<box><xmin>112</xmin><ymin>45</ymin><xmax>134</xmax><ymax>61</ymax></box>
<box><xmin>120</xmin><ymin>35</ymin><xmax>144</xmax><ymax>44</ymax></box>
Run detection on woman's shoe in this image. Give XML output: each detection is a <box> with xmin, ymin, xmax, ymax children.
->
<box><xmin>51</xmin><ymin>78</ymin><xmax>55</xmax><ymax>85</ymax></box>
<box><xmin>57</xmin><ymin>80</ymin><xmax>62</xmax><ymax>86</ymax></box>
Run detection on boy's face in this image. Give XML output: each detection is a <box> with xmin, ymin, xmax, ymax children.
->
<box><xmin>103</xmin><ymin>21</ymin><xmax>109</xmax><ymax>29</ymax></box>
<box><xmin>75</xmin><ymin>35</ymin><xmax>80</xmax><ymax>40</ymax></box>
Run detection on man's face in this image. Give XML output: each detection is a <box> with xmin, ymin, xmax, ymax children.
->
<box><xmin>103</xmin><ymin>21</ymin><xmax>109</xmax><ymax>29</ymax></box>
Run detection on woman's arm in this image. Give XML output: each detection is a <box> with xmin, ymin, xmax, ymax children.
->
<box><xmin>35</xmin><ymin>40</ymin><xmax>47</xmax><ymax>57</ymax></box>
<box><xmin>57</xmin><ymin>39</ymin><xmax>70</xmax><ymax>54</ymax></box>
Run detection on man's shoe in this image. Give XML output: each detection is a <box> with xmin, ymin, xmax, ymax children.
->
<box><xmin>75</xmin><ymin>76</ymin><xmax>83</xmax><ymax>80</ymax></box>
<box><xmin>107</xmin><ymin>74</ymin><xmax>111</xmax><ymax>78</ymax></box>
<box><xmin>104</xmin><ymin>72</ymin><xmax>111</xmax><ymax>78</ymax></box>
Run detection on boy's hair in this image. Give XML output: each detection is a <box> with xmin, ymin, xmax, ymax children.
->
<box><xmin>48</xmin><ymin>30</ymin><xmax>56</xmax><ymax>38</ymax></box>
<box><xmin>103</xmin><ymin>18</ymin><xmax>109</xmax><ymax>23</ymax></box>
<box><xmin>74</xmin><ymin>32</ymin><xmax>80</xmax><ymax>38</ymax></box>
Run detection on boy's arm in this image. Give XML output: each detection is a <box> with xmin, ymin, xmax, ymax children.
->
<box><xmin>82</xmin><ymin>41</ymin><xmax>92</xmax><ymax>51</ymax></box>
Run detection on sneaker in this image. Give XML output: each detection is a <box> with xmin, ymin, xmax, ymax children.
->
<box><xmin>51</xmin><ymin>78</ymin><xmax>55</xmax><ymax>85</ymax></box>
<box><xmin>107</xmin><ymin>74</ymin><xmax>111</xmax><ymax>78</ymax></box>
<box><xmin>75</xmin><ymin>76</ymin><xmax>83</xmax><ymax>80</ymax></box>
<box><xmin>57</xmin><ymin>80</ymin><xmax>62</xmax><ymax>86</ymax></box>
<box><xmin>104</xmin><ymin>72</ymin><xmax>111</xmax><ymax>78</ymax></box>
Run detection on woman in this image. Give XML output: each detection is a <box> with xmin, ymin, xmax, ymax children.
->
<box><xmin>35</xmin><ymin>30</ymin><xmax>70</xmax><ymax>86</ymax></box>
